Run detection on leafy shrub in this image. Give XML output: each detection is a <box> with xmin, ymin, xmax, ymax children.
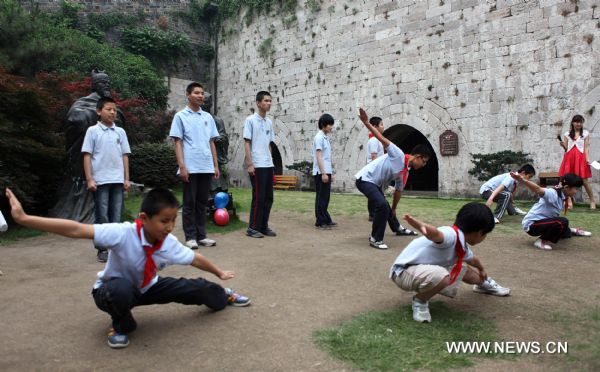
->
<box><xmin>129</xmin><ymin>142</ymin><xmax>179</xmax><ymax>188</ymax></box>
<box><xmin>119</xmin><ymin>102</ymin><xmax>175</xmax><ymax>146</ymax></box>
<box><xmin>0</xmin><ymin>1</ymin><xmax>168</xmax><ymax>107</ymax></box>
<box><xmin>0</xmin><ymin>68</ymin><xmax>65</xmax><ymax>216</ymax></box>
<box><xmin>121</xmin><ymin>26</ymin><xmax>191</xmax><ymax>68</ymax></box>
<box><xmin>469</xmin><ymin>150</ymin><xmax>533</xmax><ymax>181</ymax></box>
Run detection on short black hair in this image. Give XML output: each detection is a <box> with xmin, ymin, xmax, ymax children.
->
<box><xmin>369</xmin><ymin>116</ymin><xmax>383</xmax><ymax>126</ymax></box>
<box><xmin>186</xmin><ymin>82</ymin><xmax>203</xmax><ymax>95</ymax></box>
<box><xmin>518</xmin><ymin>164</ymin><xmax>536</xmax><ymax>176</ymax></box>
<box><xmin>256</xmin><ymin>91</ymin><xmax>271</xmax><ymax>102</ymax></box>
<box><xmin>318</xmin><ymin>113</ymin><xmax>334</xmax><ymax>129</ymax></box>
<box><xmin>140</xmin><ymin>188</ymin><xmax>180</xmax><ymax>217</ymax></box>
<box><xmin>454</xmin><ymin>202</ymin><xmax>495</xmax><ymax>234</ymax></box>
<box><xmin>561</xmin><ymin>173</ymin><xmax>583</xmax><ymax>188</ymax></box>
<box><xmin>410</xmin><ymin>144</ymin><xmax>432</xmax><ymax>159</ymax></box>
<box><xmin>96</xmin><ymin>96</ymin><xmax>116</xmax><ymax>110</ymax></box>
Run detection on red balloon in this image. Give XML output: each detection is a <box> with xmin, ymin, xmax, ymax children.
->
<box><xmin>213</xmin><ymin>208</ymin><xmax>229</xmax><ymax>226</ymax></box>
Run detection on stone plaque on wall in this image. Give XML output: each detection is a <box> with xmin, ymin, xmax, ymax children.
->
<box><xmin>439</xmin><ymin>130</ymin><xmax>458</xmax><ymax>156</ymax></box>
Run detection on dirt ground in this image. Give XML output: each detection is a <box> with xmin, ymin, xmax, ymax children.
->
<box><xmin>0</xmin><ymin>211</ymin><xmax>598</xmax><ymax>371</ymax></box>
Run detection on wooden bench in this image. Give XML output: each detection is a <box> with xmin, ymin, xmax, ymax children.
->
<box><xmin>273</xmin><ymin>175</ymin><xmax>298</xmax><ymax>190</ymax></box>
<box><xmin>538</xmin><ymin>172</ymin><xmax>560</xmax><ymax>187</ymax></box>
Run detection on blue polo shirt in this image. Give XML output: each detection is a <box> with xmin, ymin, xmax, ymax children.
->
<box><xmin>522</xmin><ymin>188</ymin><xmax>565</xmax><ymax>232</ymax></box>
<box><xmin>169</xmin><ymin>107</ymin><xmax>219</xmax><ymax>174</ymax></box>
<box><xmin>366</xmin><ymin>137</ymin><xmax>384</xmax><ymax>163</ymax></box>
<box><xmin>355</xmin><ymin>143</ymin><xmax>405</xmax><ymax>190</ymax></box>
<box><xmin>243</xmin><ymin>113</ymin><xmax>274</xmax><ymax>168</ymax></box>
<box><xmin>312</xmin><ymin>131</ymin><xmax>332</xmax><ymax>175</ymax></box>
<box><xmin>479</xmin><ymin>173</ymin><xmax>517</xmax><ymax>194</ymax></box>
<box><xmin>81</xmin><ymin>122</ymin><xmax>131</xmax><ymax>185</ymax></box>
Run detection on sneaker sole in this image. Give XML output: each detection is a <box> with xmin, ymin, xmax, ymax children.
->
<box><xmin>369</xmin><ymin>243</ymin><xmax>388</xmax><ymax>250</ymax></box>
<box><xmin>229</xmin><ymin>299</ymin><xmax>252</xmax><ymax>307</ymax></box>
<box><xmin>472</xmin><ymin>287</ymin><xmax>510</xmax><ymax>296</ymax></box>
<box><xmin>199</xmin><ymin>242</ymin><xmax>217</xmax><ymax>247</ymax></box>
<box><xmin>107</xmin><ymin>340</ymin><xmax>129</xmax><ymax>348</ymax></box>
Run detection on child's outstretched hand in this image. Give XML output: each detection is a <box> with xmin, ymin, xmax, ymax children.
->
<box><xmin>403</xmin><ymin>214</ymin><xmax>427</xmax><ymax>235</ymax></box>
<box><xmin>358</xmin><ymin>108</ymin><xmax>369</xmax><ymax>124</ymax></box>
<box><xmin>219</xmin><ymin>270</ymin><xmax>235</xmax><ymax>280</ymax></box>
<box><xmin>509</xmin><ymin>171</ymin><xmax>522</xmax><ymax>181</ymax></box>
<box><xmin>5</xmin><ymin>188</ymin><xmax>25</xmax><ymax>223</ymax></box>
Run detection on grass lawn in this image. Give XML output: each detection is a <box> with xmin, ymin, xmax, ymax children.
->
<box><xmin>314</xmin><ymin>302</ymin><xmax>511</xmax><ymax>371</ymax></box>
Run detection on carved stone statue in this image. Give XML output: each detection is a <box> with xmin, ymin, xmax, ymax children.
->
<box><xmin>202</xmin><ymin>92</ymin><xmax>229</xmax><ymax>194</ymax></box>
<box><xmin>50</xmin><ymin>69</ymin><xmax>125</xmax><ymax>222</ymax></box>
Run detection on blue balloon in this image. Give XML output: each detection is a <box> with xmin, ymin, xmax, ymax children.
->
<box><xmin>214</xmin><ymin>192</ymin><xmax>229</xmax><ymax>209</ymax></box>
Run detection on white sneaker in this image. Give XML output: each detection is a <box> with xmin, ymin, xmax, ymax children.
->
<box><xmin>185</xmin><ymin>240</ymin><xmax>199</xmax><ymax>249</ymax></box>
<box><xmin>369</xmin><ymin>237</ymin><xmax>388</xmax><ymax>250</ymax></box>
<box><xmin>412</xmin><ymin>296</ymin><xmax>432</xmax><ymax>323</ymax></box>
<box><xmin>514</xmin><ymin>207</ymin><xmax>527</xmax><ymax>216</ymax></box>
<box><xmin>198</xmin><ymin>238</ymin><xmax>217</xmax><ymax>247</ymax></box>
<box><xmin>473</xmin><ymin>277</ymin><xmax>510</xmax><ymax>296</ymax></box>
<box><xmin>494</xmin><ymin>217</ymin><xmax>500</xmax><ymax>224</ymax></box>
<box><xmin>571</xmin><ymin>228</ymin><xmax>592</xmax><ymax>237</ymax></box>
<box><xmin>533</xmin><ymin>238</ymin><xmax>552</xmax><ymax>250</ymax></box>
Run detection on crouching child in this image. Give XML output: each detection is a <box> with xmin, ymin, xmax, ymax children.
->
<box><xmin>389</xmin><ymin>202</ymin><xmax>510</xmax><ymax>323</ymax></box>
<box><xmin>5</xmin><ymin>187</ymin><xmax>250</xmax><ymax>349</ymax></box>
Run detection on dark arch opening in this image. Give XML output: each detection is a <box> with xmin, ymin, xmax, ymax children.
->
<box><xmin>270</xmin><ymin>142</ymin><xmax>283</xmax><ymax>175</ymax></box>
<box><xmin>383</xmin><ymin>125</ymin><xmax>439</xmax><ymax>192</ymax></box>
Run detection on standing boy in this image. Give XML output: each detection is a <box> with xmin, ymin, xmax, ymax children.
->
<box><xmin>312</xmin><ymin>114</ymin><xmax>336</xmax><ymax>229</ymax></box>
<box><xmin>5</xmin><ymin>187</ymin><xmax>249</xmax><ymax>349</ymax></box>
<box><xmin>244</xmin><ymin>91</ymin><xmax>276</xmax><ymax>238</ymax></box>
<box><xmin>355</xmin><ymin>108</ymin><xmax>428</xmax><ymax>250</ymax></box>
<box><xmin>390</xmin><ymin>203</ymin><xmax>510</xmax><ymax>323</ymax></box>
<box><xmin>479</xmin><ymin>164</ymin><xmax>535</xmax><ymax>223</ymax></box>
<box><xmin>169</xmin><ymin>82</ymin><xmax>219</xmax><ymax>249</ymax></box>
<box><xmin>82</xmin><ymin>97</ymin><xmax>131</xmax><ymax>262</ymax></box>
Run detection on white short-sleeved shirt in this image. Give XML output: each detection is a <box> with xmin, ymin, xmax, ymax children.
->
<box><xmin>479</xmin><ymin>173</ymin><xmax>517</xmax><ymax>194</ymax></box>
<box><xmin>169</xmin><ymin>107</ymin><xmax>219</xmax><ymax>174</ymax></box>
<box><xmin>355</xmin><ymin>143</ymin><xmax>405</xmax><ymax>190</ymax></box>
<box><xmin>312</xmin><ymin>131</ymin><xmax>332</xmax><ymax>175</ymax></box>
<box><xmin>366</xmin><ymin>137</ymin><xmax>384</xmax><ymax>163</ymax></box>
<box><xmin>81</xmin><ymin>122</ymin><xmax>131</xmax><ymax>185</ymax></box>
<box><xmin>389</xmin><ymin>226</ymin><xmax>474</xmax><ymax>278</ymax></box>
<box><xmin>93</xmin><ymin>222</ymin><xmax>195</xmax><ymax>293</ymax></box>
<box><xmin>522</xmin><ymin>188</ymin><xmax>565</xmax><ymax>232</ymax></box>
<box><xmin>564</xmin><ymin>129</ymin><xmax>589</xmax><ymax>153</ymax></box>
<box><xmin>243</xmin><ymin>113</ymin><xmax>275</xmax><ymax>168</ymax></box>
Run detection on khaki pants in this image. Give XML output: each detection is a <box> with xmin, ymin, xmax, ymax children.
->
<box><xmin>392</xmin><ymin>264</ymin><xmax>467</xmax><ymax>298</ymax></box>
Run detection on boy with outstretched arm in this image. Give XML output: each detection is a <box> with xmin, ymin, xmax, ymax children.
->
<box><xmin>355</xmin><ymin>108</ymin><xmax>429</xmax><ymax>250</ymax></box>
<box><xmin>390</xmin><ymin>202</ymin><xmax>510</xmax><ymax>323</ymax></box>
<box><xmin>480</xmin><ymin>164</ymin><xmax>536</xmax><ymax>223</ymax></box>
<box><xmin>5</xmin><ymin>187</ymin><xmax>250</xmax><ymax>349</ymax></box>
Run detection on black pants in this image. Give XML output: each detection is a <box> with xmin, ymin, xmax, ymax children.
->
<box><xmin>314</xmin><ymin>173</ymin><xmax>332</xmax><ymax>226</ymax></box>
<box><xmin>248</xmin><ymin>167</ymin><xmax>274</xmax><ymax>232</ymax></box>
<box><xmin>481</xmin><ymin>190</ymin><xmax>516</xmax><ymax>219</ymax></box>
<box><xmin>527</xmin><ymin>217</ymin><xmax>571</xmax><ymax>243</ymax></box>
<box><xmin>182</xmin><ymin>173</ymin><xmax>213</xmax><ymax>241</ymax></box>
<box><xmin>92</xmin><ymin>277</ymin><xmax>228</xmax><ymax>334</ymax></box>
<box><xmin>356</xmin><ymin>179</ymin><xmax>400</xmax><ymax>241</ymax></box>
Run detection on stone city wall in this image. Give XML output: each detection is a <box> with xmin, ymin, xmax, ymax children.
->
<box><xmin>216</xmin><ymin>0</ymin><xmax>600</xmax><ymax>198</ymax></box>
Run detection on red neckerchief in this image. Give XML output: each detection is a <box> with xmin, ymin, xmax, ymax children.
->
<box><xmin>368</xmin><ymin>133</ymin><xmax>374</xmax><ymax>138</ymax></box>
<box><xmin>135</xmin><ymin>219</ymin><xmax>164</xmax><ymax>289</ymax></box>
<box><xmin>449</xmin><ymin>225</ymin><xmax>465</xmax><ymax>284</ymax></box>
<box><xmin>401</xmin><ymin>154</ymin><xmax>411</xmax><ymax>185</ymax></box>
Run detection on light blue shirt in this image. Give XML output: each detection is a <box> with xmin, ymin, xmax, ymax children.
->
<box><xmin>312</xmin><ymin>131</ymin><xmax>332</xmax><ymax>175</ymax></box>
<box><xmin>479</xmin><ymin>173</ymin><xmax>517</xmax><ymax>194</ymax></box>
<box><xmin>243</xmin><ymin>113</ymin><xmax>275</xmax><ymax>168</ymax></box>
<box><xmin>93</xmin><ymin>222</ymin><xmax>195</xmax><ymax>293</ymax></box>
<box><xmin>522</xmin><ymin>188</ymin><xmax>565</xmax><ymax>231</ymax></box>
<box><xmin>81</xmin><ymin>122</ymin><xmax>131</xmax><ymax>185</ymax></box>
<box><xmin>355</xmin><ymin>143</ymin><xmax>405</xmax><ymax>190</ymax></box>
<box><xmin>169</xmin><ymin>107</ymin><xmax>219</xmax><ymax>174</ymax></box>
<box><xmin>366</xmin><ymin>137</ymin><xmax>384</xmax><ymax>163</ymax></box>
<box><xmin>389</xmin><ymin>226</ymin><xmax>474</xmax><ymax>278</ymax></box>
